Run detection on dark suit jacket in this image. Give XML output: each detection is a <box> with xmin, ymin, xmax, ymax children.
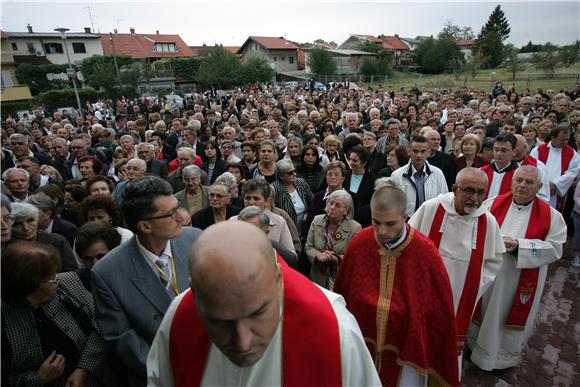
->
<box><xmin>36</xmin><ymin>231</ymin><xmax>78</xmax><ymax>272</ymax></box>
<box><xmin>201</xmin><ymin>159</ymin><xmax>229</xmax><ymax>184</ymax></box>
<box><xmin>147</xmin><ymin>159</ymin><xmax>168</xmax><ymax>179</ymax></box>
<box><xmin>344</xmin><ymin>170</ymin><xmax>376</xmax><ymax>206</ymax></box>
<box><xmin>190</xmin><ymin>205</ymin><xmax>240</xmax><ymax>230</ymax></box>
<box><xmin>91</xmin><ymin>227</ymin><xmax>201</xmax><ymax>387</ymax></box>
<box><xmin>51</xmin><ymin>217</ymin><xmax>78</xmax><ymax>247</ymax></box>
<box><xmin>428</xmin><ymin>151</ymin><xmax>457</xmax><ymax>189</ymax></box>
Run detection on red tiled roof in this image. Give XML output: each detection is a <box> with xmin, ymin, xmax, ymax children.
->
<box><xmin>100</xmin><ymin>32</ymin><xmax>193</xmax><ymax>59</ymax></box>
<box><xmin>224</xmin><ymin>46</ymin><xmax>240</xmax><ymax>54</ymax></box>
<box><xmin>456</xmin><ymin>39</ymin><xmax>475</xmax><ymax>47</ymax></box>
<box><xmin>379</xmin><ymin>35</ymin><xmax>409</xmax><ymax>50</ymax></box>
<box><xmin>239</xmin><ymin>36</ymin><xmax>299</xmax><ymax>53</ymax></box>
<box><xmin>353</xmin><ymin>34</ymin><xmax>382</xmax><ymax>43</ymax></box>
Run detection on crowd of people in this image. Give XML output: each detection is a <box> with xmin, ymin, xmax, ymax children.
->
<box><xmin>1</xmin><ymin>80</ymin><xmax>579</xmax><ymax>386</ymax></box>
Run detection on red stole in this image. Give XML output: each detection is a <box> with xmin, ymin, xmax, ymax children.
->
<box><xmin>537</xmin><ymin>143</ymin><xmax>575</xmax><ymax>211</ymax></box>
<box><xmin>334</xmin><ymin>226</ymin><xmax>459</xmax><ymax>387</ymax></box>
<box><xmin>480</xmin><ymin>164</ymin><xmax>514</xmax><ymax>199</ymax></box>
<box><xmin>168</xmin><ymin>258</ymin><xmax>342</xmax><ymax>387</ymax></box>
<box><xmin>490</xmin><ymin>192</ymin><xmax>551</xmax><ymax>329</ymax></box>
<box><xmin>521</xmin><ymin>155</ymin><xmax>537</xmax><ymax>167</ymax></box>
<box><xmin>427</xmin><ymin>205</ymin><xmax>487</xmax><ymax>355</ymax></box>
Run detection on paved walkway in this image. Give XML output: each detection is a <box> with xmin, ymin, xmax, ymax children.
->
<box><xmin>462</xmin><ymin>244</ymin><xmax>580</xmax><ymax>387</ymax></box>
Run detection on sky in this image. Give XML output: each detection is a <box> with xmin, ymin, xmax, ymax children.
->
<box><xmin>2</xmin><ymin>0</ymin><xmax>579</xmax><ymax>48</ymax></box>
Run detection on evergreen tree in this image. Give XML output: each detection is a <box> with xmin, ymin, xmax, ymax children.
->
<box><xmin>307</xmin><ymin>49</ymin><xmax>337</xmax><ymax>76</ymax></box>
<box><xmin>479</xmin><ymin>5</ymin><xmax>511</xmax><ymax>42</ymax></box>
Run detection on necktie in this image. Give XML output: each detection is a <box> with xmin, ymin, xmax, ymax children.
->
<box><xmin>155</xmin><ymin>257</ymin><xmax>175</xmax><ymax>298</ymax></box>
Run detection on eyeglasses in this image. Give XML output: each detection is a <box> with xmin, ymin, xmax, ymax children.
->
<box><xmin>284</xmin><ymin>170</ymin><xmax>296</xmax><ymax>175</ymax></box>
<box><xmin>457</xmin><ymin>186</ymin><xmax>487</xmax><ymax>197</ymax></box>
<box><xmin>141</xmin><ymin>202</ymin><xmax>181</xmax><ymax>221</ymax></box>
<box><xmin>499</xmin><ymin>111</ymin><xmax>510</xmax><ymax>115</ymax></box>
<box><xmin>209</xmin><ymin>192</ymin><xmax>227</xmax><ymax>199</ymax></box>
<box><xmin>1</xmin><ymin>215</ymin><xmax>15</xmax><ymax>225</ymax></box>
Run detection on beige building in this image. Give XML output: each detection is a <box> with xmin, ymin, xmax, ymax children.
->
<box><xmin>1</xmin><ymin>31</ymin><xmax>32</xmax><ymax>102</ymax></box>
<box><xmin>238</xmin><ymin>36</ymin><xmax>299</xmax><ymax>74</ymax></box>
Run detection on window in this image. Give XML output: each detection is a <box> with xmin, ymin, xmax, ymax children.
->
<box><xmin>153</xmin><ymin>43</ymin><xmax>178</xmax><ymax>53</ymax></box>
<box><xmin>273</xmin><ymin>56</ymin><xmax>277</xmax><ymax>61</ymax></box>
<box><xmin>72</xmin><ymin>42</ymin><xmax>86</xmax><ymax>53</ymax></box>
<box><xmin>44</xmin><ymin>43</ymin><xmax>63</xmax><ymax>54</ymax></box>
<box><xmin>281</xmin><ymin>56</ymin><xmax>285</xmax><ymax>61</ymax></box>
<box><xmin>11</xmin><ymin>42</ymin><xmax>17</xmax><ymax>50</ymax></box>
<box><xmin>289</xmin><ymin>56</ymin><xmax>294</xmax><ymax>64</ymax></box>
<box><xmin>27</xmin><ymin>42</ymin><xmax>35</xmax><ymax>53</ymax></box>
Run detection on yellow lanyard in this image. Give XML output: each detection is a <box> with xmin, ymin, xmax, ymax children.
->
<box><xmin>152</xmin><ymin>255</ymin><xmax>179</xmax><ymax>296</ymax></box>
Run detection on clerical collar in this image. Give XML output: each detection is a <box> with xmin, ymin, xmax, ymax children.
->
<box><xmin>491</xmin><ymin>160</ymin><xmax>516</xmax><ymax>173</ymax></box>
<box><xmin>512</xmin><ymin>199</ymin><xmax>534</xmax><ymax>210</ymax></box>
<box><xmin>384</xmin><ymin>225</ymin><xmax>407</xmax><ymax>250</ymax></box>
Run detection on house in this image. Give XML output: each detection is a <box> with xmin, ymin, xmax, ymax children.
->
<box><xmin>456</xmin><ymin>39</ymin><xmax>475</xmax><ymax>60</ymax></box>
<box><xmin>4</xmin><ymin>25</ymin><xmax>103</xmax><ymax>65</ymax></box>
<box><xmin>377</xmin><ymin>34</ymin><xmax>411</xmax><ymax>67</ymax></box>
<box><xmin>100</xmin><ymin>28</ymin><xmax>193</xmax><ymax>62</ymax></box>
<box><xmin>304</xmin><ymin>48</ymin><xmax>376</xmax><ymax>76</ymax></box>
<box><xmin>237</xmin><ymin>36</ymin><xmax>299</xmax><ymax>73</ymax></box>
<box><xmin>1</xmin><ymin>31</ymin><xmax>32</xmax><ymax>101</ymax></box>
<box><xmin>338</xmin><ymin>34</ymin><xmax>383</xmax><ymax>50</ymax></box>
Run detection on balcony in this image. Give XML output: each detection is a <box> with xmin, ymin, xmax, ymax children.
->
<box><xmin>1</xmin><ymin>85</ymin><xmax>33</xmax><ymax>101</ymax></box>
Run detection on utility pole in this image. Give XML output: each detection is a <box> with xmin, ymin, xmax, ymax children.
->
<box><xmin>54</xmin><ymin>27</ymin><xmax>83</xmax><ymax>116</ymax></box>
<box><xmin>109</xmin><ymin>32</ymin><xmax>123</xmax><ymax>89</ymax></box>
<box><xmin>83</xmin><ymin>6</ymin><xmax>95</xmax><ymax>32</ymax></box>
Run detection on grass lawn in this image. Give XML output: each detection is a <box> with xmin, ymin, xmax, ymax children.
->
<box><xmin>359</xmin><ymin>64</ymin><xmax>580</xmax><ymax>92</ymax></box>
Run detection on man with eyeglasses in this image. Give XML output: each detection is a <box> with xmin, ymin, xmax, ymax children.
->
<box><xmin>91</xmin><ymin>176</ymin><xmax>201</xmax><ymax>387</ymax></box>
<box><xmin>409</xmin><ymin>167</ymin><xmax>505</xmax><ymax>377</ymax></box>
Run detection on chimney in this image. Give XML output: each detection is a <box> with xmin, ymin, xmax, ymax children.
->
<box><xmin>394</xmin><ymin>34</ymin><xmax>399</xmax><ymax>38</ymax></box>
<box><xmin>84</xmin><ymin>27</ymin><xmax>91</xmax><ymax>33</ymax></box>
<box><xmin>114</xmin><ymin>29</ymin><xmax>118</xmax><ymax>34</ymax></box>
<box><xmin>26</xmin><ymin>24</ymin><xmax>33</xmax><ymax>33</ymax></box>
<box><xmin>130</xmin><ymin>27</ymin><xmax>135</xmax><ymax>34</ymax></box>
<box><xmin>202</xmin><ymin>43</ymin><xmax>206</xmax><ymax>47</ymax></box>
<box><xmin>156</xmin><ymin>30</ymin><xmax>159</xmax><ymax>35</ymax></box>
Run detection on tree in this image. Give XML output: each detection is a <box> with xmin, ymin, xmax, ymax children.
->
<box><xmin>476</xmin><ymin>31</ymin><xmax>504</xmax><ymax>68</ymax></box>
<box><xmin>360</xmin><ymin>40</ymin><xmax>381</xmax><ymax>54</ymax></box>
<box><xmin>15</xmin><ymin>63</ymin><xmax>75</xmax><ymax>95</ymax></box>
<box><xmin>534</xmin><ymin>43</ymin><xmax>560</xmax><ymax>77</ymax></box>
<box><xmin>79</xmin><ymin>55</ymin><xmax>133</xmax><ymax>94</ymax></box>
<box><xmin>504</xmin><ymin>44</ymin><xmax>523</xmax><ymax>80</ymax></box>
<box><xmin>360</xmin><ymin>50</ymin><xmax>393</xmax><ymax>77</ymax></box>
<box><xmin>168</xmin><ymin>57</ymin><xmax>202</xmax><ymax>80</ymax></box>
<box><xmin>520</xmin><ymin>40</ymin><xmax>543</xmax><ymax>53</ymax></box>
<box><xmin>240</xmin><ymin>57</ymin><xmax>275</xmax><ymax>84</ymax></box>
<box><xmin>415</xmin><ymin>37</ymin><xmax>465</xmax><ymax>74</ymax></box>
<box><xmin>464</xmin><ymin>51</ymin><xmax>482</xmax><ymax>79</ymax></box>
<box><xmin>559</xmin><ymin>41</ymin><xmax>580</xmax><ymax>67</ymax></box>
<box><xmin>438</xmin><ymin>20</ymin><xmax>475</xmax><ymax>41</ymax></box>
<box><xmin>306</xmin><ymin>48</ymin><xmax>336</xmax><ymax>77</ymax></box>
<box><xmin>195</xmin><ymin>47</ymin><xmax>242</xmax><ymax>88</ymax></box>
<box><xmin>479</xmin><ymin>5</ymin><xmax>511</xmax><ymax>42</ymax></box>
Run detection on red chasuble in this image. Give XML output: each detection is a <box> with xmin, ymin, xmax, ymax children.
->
<box><xmin>427</xmin><ymin>204</ymin><xmax>487</xmax><ymax>355</ymax></box>
<box><xmin>490</xmin><ymin>192</ymin><xmax>551</xmax><ymax>329</ymax></box>
<box><xmin>537</xmin><ymin>143</ymin><xmax>575</xmax><ymax>211</ymax></box>
<box><xmin>480</xmin><ymin>164</ymin><xmax>514</xmax><ymax>199</ymax></box>
<box><xmin>168</xmin><ymin>258</ymin><xmax>342</xmax><ymax>387</ymax></box>
<box><xmin>334</xmin><ymin>225</ymin><xmax>459</xmax><ymax>387</ymax></box>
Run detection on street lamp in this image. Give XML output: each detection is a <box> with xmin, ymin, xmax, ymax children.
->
<box><xmin>54</xmin><ymin>27</ymin><xmax>83</xmax><ymax>117</ymax></box>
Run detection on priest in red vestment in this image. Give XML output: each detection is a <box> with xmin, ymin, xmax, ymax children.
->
<box><xmin>334</xmin><ymin>183</ymin><xmax>459</xmax><ymax>387</ymax></box>
<box><xmin>480</xmin><ymin>132</ymin><xmax>519</xmax><ymax>199</ymax></box>
<box><xmin>147</xmin><ymin>221</ymin><xmax>381</xmax><ymax>387</ymax></box>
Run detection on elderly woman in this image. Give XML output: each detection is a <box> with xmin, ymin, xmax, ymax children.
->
<box><xmin>80</xmin><ymin>195</ymin><xmax>133</xmax><ymax>243</ymax></box>
<box><xmin>249</xmin><ymin>140</ymin><xmax>278</xmax><ymax>183</ymax></box>
<box><xmin>190</xmin><ymin>182</ymin><xmax>240</xmax><ymax>230</ymax></box>
<box><xmin>10</xmin><ymin>202</ymin><xmax>78</xmax><ymax>272</ymax></box>
<box><xmin>321</xmin><ymin>134</ymin><xmax>345</xmax><ymax>165</ymax></box>
<box><xmin>272</xmin><ymin>159</ymin><xmax>313</xmax><ymax>233</ymax></box>
<box><xmin>75</xmin><ymin>221</ymin><xmax>122</xmax><ymax>291</ymax></box>
<box><xmin>85</xmin><ymin>175</ymin><xmax>115</xmax><ymax>197</ymax></box>
<box><xmin>174</xmin><ymin>165</ymin><xmax>209</xmax><ymax>215</ymax></box>
<box><xmin>1</xmin><ymin>193</ymin><xmax>13</xmax><ymax>249</ymax></box>
<box><xmin>344</xmin><ymin>145</ymin><xmax>376</xmax><ymax>206</ymax></box>
<box><xmin>2</xmin><ymin>242</ymin><xmax>105</xmax><ymax>386</ymax></box>
<box><xmin>78</xmin><ymin>155</ymin><xmax>102</xmax><ymax>182</ymax></box>
<box><xmin>305</xmin><ymin>189</ymin><xmax>362</xmax><ymax>289</ymax></box>
<box><xmin>297</xmin><ymin>145</ymin><xmax>326</xmax><ymax>194</ymax></box>
<box><xmin>362</xmin><ymin>131</ymin><xmax>386</xmax><ymax>173</ymax></box>
<box><xmin>455</xmin><ymin>134</ymin><xmax>486</xmax><ymax>172</ymax></box>
<box><xmin>377</xmin><ymin>144</ymin><xmax>409</xmax><ymax>178</ymax></box>
<box><xmin>215</xmin><ymin>171</ymin><xmax>244</xmax><ymax>209</ymax></box>
<box><xmin>39</xmin><ymin>165</ymin><xmax>64</xmax><ymax>186</ymax></box>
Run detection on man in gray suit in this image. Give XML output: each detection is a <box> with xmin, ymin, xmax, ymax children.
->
<box><xmin>91</xmin><ymin>176</ymin><xmax>201</xmax><ymax>387</ymax></box>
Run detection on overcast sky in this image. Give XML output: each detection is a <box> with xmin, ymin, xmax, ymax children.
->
<box><xmin>2</xmin><ymin>1</ymin><xmax>578</xmax><ymax>48</ymax></box>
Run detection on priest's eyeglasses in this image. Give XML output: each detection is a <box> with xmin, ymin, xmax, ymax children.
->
<box><xmin>457</xmin><ymin>186</ymin><xmax>487</xmax><ymax>197</ymax></box>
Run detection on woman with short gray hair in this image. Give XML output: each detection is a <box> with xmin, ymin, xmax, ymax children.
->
<box><xmin>271</xmin><ymin>159</ymin><xmax>313</xmax><ymax>234</ymax></box>
<box><xmin>305</xmin><ymin>189</ymin><xmax>361</xmax><ymax>289</ymax></box>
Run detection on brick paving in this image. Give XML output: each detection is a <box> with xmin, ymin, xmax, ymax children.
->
<box><xmin>462</xmin><ymin>243</ymin><xmax>580</xmax><ymax>387</ymax></box>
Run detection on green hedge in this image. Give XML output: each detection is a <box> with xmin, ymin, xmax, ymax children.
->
<box><xmin>1</xmin><ymin>100</ymin><xmax>39</xmax><ymax>120</ymax></box>
<box><xmin>38</xmin><ymin>88</ymin><xmax>101</xmax><ymax>112</ymax></box>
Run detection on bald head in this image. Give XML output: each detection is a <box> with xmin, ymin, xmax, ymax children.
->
<box><xmin>455</xmin><ymin>167</ymin><xmax>488</xmax><ymax>186</ymax></box>
<box><xmin>514</xmin><ymin>134</ymin><xmax>528</xmax><ymax>160</ymax></box>
<box><xmin>188</xmin><ymin>221</ymin><xmax>282</xmax><ymax>367</ymax></box>
<box><xmin>453</xmin><ymin>167</ymin><xmax>488</xmax><ymax>215</ymax></box>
